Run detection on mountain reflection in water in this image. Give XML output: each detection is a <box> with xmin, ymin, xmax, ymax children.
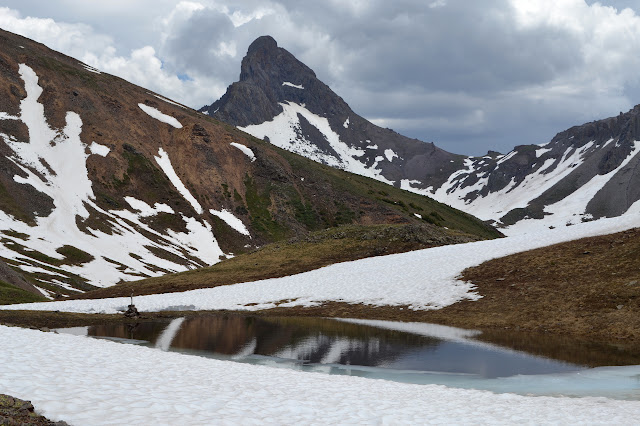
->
<box><xmin>82</xmin><ymin>314</ymin><xmax>582</xmax><ymax>379</ymax></box>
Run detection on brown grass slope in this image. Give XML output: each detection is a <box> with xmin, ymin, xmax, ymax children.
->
<box><xmin>455</xmin><ymin>227</ymin><xmax>640</xmax><ymax>340</ymax></box>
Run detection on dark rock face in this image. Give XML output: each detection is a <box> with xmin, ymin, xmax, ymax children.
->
<box><xmin>207</xmin><ymin>35</ymin><xmax>319</xmax><ymax>127</ymax></box>
<box><xmin>204</xmin><ymin>35</ymin><xmax>640</xmax><ymax>230</ymax></box>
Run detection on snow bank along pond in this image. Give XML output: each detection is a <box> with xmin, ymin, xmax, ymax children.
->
<box><xmin>55</xmin><ymin>314</ymin><xmax>640</xmax><ymax>401</ymax></box>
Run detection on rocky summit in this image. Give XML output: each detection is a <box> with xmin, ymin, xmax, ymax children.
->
<box><xmin>201</xmin><ymin>36</ymin><xmax>462</xmax><ymax>191</ymax></box>
<box><xmin>0</xmin><ymin>29</ymin><xmax>498</xmax><ymax>297</ymax></box>
<box><xmin>204</xmin><ymin>36</ymin><xmax>640</xmax><ymax>235</ymax></box>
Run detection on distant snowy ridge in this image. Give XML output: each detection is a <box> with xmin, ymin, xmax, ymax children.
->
<box><xmin>207</xmin><ymin>35</ymin><xmax>640</xmax><ymax>235</ymax></box>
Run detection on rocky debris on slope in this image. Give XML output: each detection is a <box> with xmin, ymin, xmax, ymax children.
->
<box><xmin>0</xmin><ymin>394</ymin><xmax>68</xmax><ymax>426</ymax></box>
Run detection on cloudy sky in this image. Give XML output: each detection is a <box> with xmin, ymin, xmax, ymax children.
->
<box><xmin>1</xmin><ymin>0</ymin><xmax>640</xmax><ymax>155</ymax></box>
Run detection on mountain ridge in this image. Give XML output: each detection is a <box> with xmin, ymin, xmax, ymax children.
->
<box><xmin>204</xmin><ymin>35</ymin><xmax>640</xmax><ymax>234</ymax></box>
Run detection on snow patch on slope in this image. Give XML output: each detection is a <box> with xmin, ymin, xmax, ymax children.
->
<box><xmin>536</xmin><ymin>146</ymin><xmax>552</xmax><ymax>157</ymax></box>
<box><xmin>154</xmin><ymin>148</ymin><xmax>203</xmax><ymax>214</ymax></box>
<box><xmin>124</xmin><ymin>197</ymin><xmax>174</xmax><ymax>217</ymax></box>
<box><xmin>239</xmin><ymin>102</ymin><xmax>394</xmax><ymax>185</ymax></box>
<box><xmin>230</xmin><ymin>142</ymin><xmax>256</xmax><ymax>162</ymax></box>
<box><xmin>402</xmin><ymin>142</ymin><xmax>601</xmax><ymax>232</ymax></box>
<box><xmin>138</xmin><ymin>103</ymin><xmax>183</xmax><ymax>129</ymax></box>
<box><xmin>210</xmin><ymin>208</ymin><xmax>250</xmax><ymax>236</ymax></box>
<box><xmin>82</xmin><ymin>64</ymin><xmax>101</xmax><ymax>74</ymax></box>
<box><xmin>89</xmin><ymin>142</ymin><xmax>109</xmax><ymax>157</ymax></box>
<box><xmin>0</xmin><ymin>112</ymin><xmax>18</xmax><ymax>120</ymax></box>
<box><xmin>384</xmin><ymin>149</ymin><xmax>398</xmax><ymax>162</ymax></box>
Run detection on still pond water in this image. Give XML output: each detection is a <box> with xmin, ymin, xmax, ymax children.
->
<box><xmin>57</xmin><ymin>314</ymin><xmax>640</xmax><ymax>400</ymax></box>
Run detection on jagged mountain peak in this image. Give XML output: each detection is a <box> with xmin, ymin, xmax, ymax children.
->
<box><xmin>207</xmin><ymin>35</ymin><xmax>334</xmax><ymax>128</ymax></box>
<box><xmin>247</xmin><ymin>35</ymin><xmax>278</xmax><ymax>53</ymax></box>
<box><xmin>202</xmin><ymin>36</ymin><xmax>460</xmax><ymax>191</ymax></box>
<box><xmin>240</xmin><ymin>35</ymin><xmax>317</xmax><ymax>85</ymax></box>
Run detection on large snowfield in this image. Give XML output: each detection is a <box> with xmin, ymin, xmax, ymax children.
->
<box><xmin>2</xmin><ymin>325</ymin><xmax>640</xmax><ymax>425</ymax></box>
<box><xmin>3</xmin><ymin>211</ymin><xmax>640</xmax><ymax>423</ymax></box>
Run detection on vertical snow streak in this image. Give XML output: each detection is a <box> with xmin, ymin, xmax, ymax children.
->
<box><xmin>154</xmin><ymin>148</ymin><xmax>203</xmax><ymax>214</ymax></box>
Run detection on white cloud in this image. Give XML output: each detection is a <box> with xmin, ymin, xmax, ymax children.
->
<box><xmin>510</xmin><ymin>0</ymin><xmax>640</xmax><ymax>94</ymax></box>
<box><xmin>0</xmin><ymin>5</ymin><xmax>223</xmax><ymax>108</ymax></box>
<box><xmin>0</xmin><ymin>7</ymin><xmax>113</xmax><ymax>59</ymax></box>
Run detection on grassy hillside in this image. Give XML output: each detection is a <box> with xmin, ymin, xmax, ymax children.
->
<box><xmin>0</xmin><ymin>280</ymin><xmax>46</xmax><ymax>305</ymax></box>
<box><xmin>265</xmin><ymin>133</ymin><xmax>501</xmax><ymax>240</ymax></box>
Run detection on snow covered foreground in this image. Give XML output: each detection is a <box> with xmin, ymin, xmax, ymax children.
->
<box><xmin>4</xmin><ymin>212</ymin><xmax>640</xmax><ymax>314</ymax></box>
<box><xmin>1</xmin><ymin>325</ymin><xmax>639</xmax><ymax>425</ymax></box>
